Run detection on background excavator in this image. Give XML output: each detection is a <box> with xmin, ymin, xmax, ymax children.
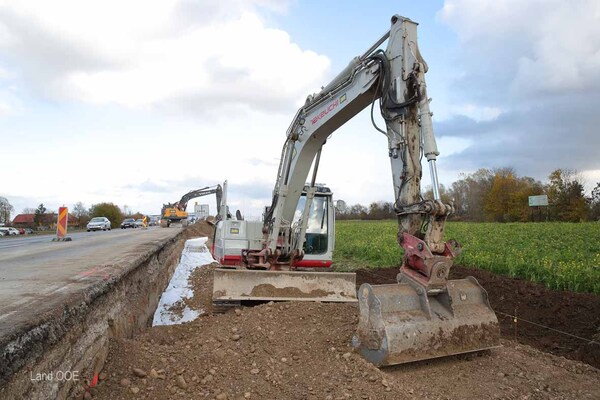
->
<box><xmin>213</xmin><ymin>15</ymin><xmax>500</xmax><ymax>366</ymax></box>
<box><xmin>161</xmin><ymin>183</ymin><xmax>226</xmax><ymax>228</ymax></box>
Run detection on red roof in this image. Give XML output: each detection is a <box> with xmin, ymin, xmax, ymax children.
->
<box><xmin>12</xmin><ymin>214</ymin><xmax>34</xmax><ymax>224</ymax></box>
<box><xmin>12</xmin><ymin>213</ymin><xmax>78</xmax><ymax>224</ymax></box>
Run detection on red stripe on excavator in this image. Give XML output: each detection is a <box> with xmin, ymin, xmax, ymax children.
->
<box><xmin>293</xmin><ymin>260</ymin><xmax>333</xmax><ymax>268</ymax></box>
<box><xmin>220</xmin><ymin>255</ymin><xmax>242</xmax><ymax>266</ymax></box>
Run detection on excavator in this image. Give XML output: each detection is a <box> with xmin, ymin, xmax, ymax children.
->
<box><xmin>213</xmin><ymin>15</ymin><xmax>500</xmax><ymax>366</ymax></box>
<box><xmin>161</xmin><ymin>183</ymin><xmax>226</xmax><ymax>228</ymax></box>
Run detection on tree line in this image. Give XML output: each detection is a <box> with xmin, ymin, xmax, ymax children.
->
<box><xmin>336</xmin><ymin>168</ymin><xmax>600</xmax><ymax>222</ymax></box>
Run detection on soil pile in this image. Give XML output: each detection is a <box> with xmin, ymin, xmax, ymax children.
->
<box><xmin>92</xmin><ymin>301</ymin><xmax>599</xmax><ymax>400</ymax></box>
<box><xmin>184</xmin><ymin>221</ymin><xmax>215</xmax><ymax>240</ymax></box>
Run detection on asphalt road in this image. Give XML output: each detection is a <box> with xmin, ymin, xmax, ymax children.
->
<box><xmin>0</xmin><ymin>230</ymin><xmax>117</xmax><ymax>250</ymax></box>
<box><xmin>0</xmin><ymin>227</ymin><xmax>181</xmax><ymax>338</ymax></box>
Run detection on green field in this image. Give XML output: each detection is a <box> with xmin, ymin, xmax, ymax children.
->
<box><xmin>334</xmin><ymin>220</ymin><xmax>600</xmax><ymax>295</ymax></box>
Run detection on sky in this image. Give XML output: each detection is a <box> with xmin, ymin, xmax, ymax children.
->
<box><xmin>1</xmin><ymin>0</ymin><xmax>599</xmax><ymax>220</ymax></box>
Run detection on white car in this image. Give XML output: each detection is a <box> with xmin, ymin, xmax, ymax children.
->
<box><xmin>0</xmin><ymin>227</ymin><xmax>19</xmax><ymax>236</ymax></box>
<box><xmin>87</xmin><ymin>217</ymin><xmax>111</xmax><ymax>232</ymax></box>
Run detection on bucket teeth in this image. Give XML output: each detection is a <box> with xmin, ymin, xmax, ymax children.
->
<box><xmin>354</xmin><ymin>277</ymin><xmax>500</xmax><ymax>366</ymax></box>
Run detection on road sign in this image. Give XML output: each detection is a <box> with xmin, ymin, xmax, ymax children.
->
<box><xmin>528</xmin><ymin>195</ymin><xmax>548</xmax><ymax>207</ymax></box>
<box><xmin>52</xmin><ymin>207</ymin><xmax>72</xmax><ymax>241</ymax></box>
<box><xmin>57</xmin><ymin>207</ymin><xmax>68</xmax><ymax>238</ymax></box>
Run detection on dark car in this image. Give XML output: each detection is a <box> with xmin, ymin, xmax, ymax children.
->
<box><xmin>121</xmin><ymin>218</ymin><xmax>136</xmax><ymax>229</ymax></box>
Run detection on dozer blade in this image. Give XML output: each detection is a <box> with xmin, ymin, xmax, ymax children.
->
<box><xmin>212</xmin><ymin>268</ymin><xmax>357</xmax><ymax>303</ymax></box>
<box><xmin>353</xmin><ymin>276</ymin><xmax>500</xmax><ymax>366</ymax></box>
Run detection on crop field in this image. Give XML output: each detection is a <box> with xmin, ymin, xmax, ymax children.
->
<box><xmin>334</xmin><ymin>220</ymin><xmax>600</xmax><ymax>295</ymax></box>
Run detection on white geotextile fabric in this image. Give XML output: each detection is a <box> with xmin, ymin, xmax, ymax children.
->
<box><xmin>152</xmin><ymin>237</ymin><xmax>215</xmax><ymax>326</ymax></box>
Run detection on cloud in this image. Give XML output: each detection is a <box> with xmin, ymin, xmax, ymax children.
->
<box><xmin>448</xmin><ymin>104</ymin><xmax>502</xmax><ymax>122</ymax></box>
<box><xmin>0</xmin><ymin>0</ymin><xmax>329</xmax><ymax>113</ymax></box>
<box><xmin>437</xmin><ymin>0</ymin><xmax>600</xmax><ymax>183</ymax></box>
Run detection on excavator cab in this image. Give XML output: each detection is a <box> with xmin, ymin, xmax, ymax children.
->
<box><xmin>292</xmin><ymin>185</ymin><xmax>335</xmax><ymax>268</ymax></box>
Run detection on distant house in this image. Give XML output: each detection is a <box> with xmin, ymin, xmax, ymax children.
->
<box><xmin>12</xmin><ymin>213</ymin><xmax>79</xmax><ymax>228</ymax></box>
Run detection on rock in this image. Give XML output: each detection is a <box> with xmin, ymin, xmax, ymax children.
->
<box><xmin>244</xmin><ymin>392</ymin><xmax>251</xmax><ymax>398</ymax></box>
<box><xmin>209</xmin><ymin>368</ymin><xmax>217</xmax><ymax>375</ymax></box>
<box><xmin>169</xmin><ymin>387</ymin><xmax>177</xmax><ymax>394</ymax></box>
<box><xmin>120</xmin><ymin>378</ymin><xmax>131</xmax><ymax>387</ymax></box>
<box><xmin>149</xmin><ymin>369</ymin><xmax>159</xmax><ymax>379</ymax></box>
<box><xmin>216</xmin><ymin>394</ymin><xmax>228</xmax><ymax>400</ymax></box>
<box><xmin>132</xmin><ymin>368</ymin><xmax>147</xmax><ymax>378</ymax></box>
<box><xmin>280</xmin><ymin>357</ymin><xmax>288</xmax><ymax>363</ymax></box>
<box><xmin>342</xmin><ymin>352</ymin><xmax>352</xmax><ymax>360</ymax></box>
<box><xmin>130</xmin><ymin>386</ymin><xmax>140</xmax><ymax>394</ymax></box>
<box><xmin>169</xmin><ymin>357</ymin><xmax>176</xmax><ymax>364</ymax></box>
<box><xmin>83</xmin><ymin>392</ymin><xmax>92</xmax><ymax>400</ymax></box>
<box><xmin>251</xmin><ymin>368</ymin><xmax>260</xmax><ymax>375</ymax></box>
<box><xmin>176</xmin><ymin>367</ymin><xmax>186</xmax><ymax>375</ymax></box>
<box><xmin>231</xmin><ymin>334</ymin><xmax>241</xmax><ymax>341</ymax></box>
<box><xmin>231</xmin><ymin>327</ymin><xmax>239</xmax><ymax>333</ymax></box>
<box><xmin>234</xmin><ymin>309</ymin><xmax>242</xmax><ymax>315</ymax></box>
<box><xmin>368</xmin><ymin>376</ymin><xmax>377</xmax><ymax>382</ymax></box>
<box><xmin>381</xmin><ymin>379</ymin><xmax>389</xmax><ymax>387</ymax></box>
<box><xmin>98</xmin><ymin>372</ymin><xmax>107</xmax><ymax>381</ymax></box>
<box><xmin>176</xmin><ymin>375</ymin><xmax>188</xmax><ymax>389</ymax></box>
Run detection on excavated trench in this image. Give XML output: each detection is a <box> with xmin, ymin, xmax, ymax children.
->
<box><xmin>0</xmin><ymin>230</ymin><xmax>187</xmax><ymax>400</ymax></box>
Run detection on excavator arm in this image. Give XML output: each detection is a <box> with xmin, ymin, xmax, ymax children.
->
<box><xmin>161</xmin><ymin>183</ymin><xmax>225</xmax><ymax>227</ymax></box>
<box><xmin>253</xmin><ymin>16</ymin><xmax>452</xmax><ymax>283</ymax></box>
<box><xmin>243</xmin><ymin>15</ymin><xmax>499</xmax><ymax>366</ymax></box>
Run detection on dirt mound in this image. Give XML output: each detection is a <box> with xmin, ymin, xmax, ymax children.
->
<box><xmin>91</xmin><ymin>300</ymin><xmax>599</xmax><ymax>400</ymax></box>
<box><xmin>184</xmin><ymin>220</ymin><xmax>215</xmax><ymax>240</ymax></box>
<box><xmin>93</xmin><ymin>302</ymin><xmax>401</xmax><ymax>400</ymax></box>
<box><xmin>184</xmin><ymin>262</ymin><xmax>220</xmax><ymax>315</ymax></box>
<box><xmin>356</xmin><ymin>266</ymin><xmax>600</xmax><ymax>369</ymax></box>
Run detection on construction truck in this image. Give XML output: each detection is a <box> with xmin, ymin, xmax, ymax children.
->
<box><xmin>161</xmin><ymin>182</ymin><xmax>227</xmax><ymax>228</ymax></box>
<box><xmin>213</xmin><ymin>15</ymin><xmax>500</xmax><ymax>366</ymax></box>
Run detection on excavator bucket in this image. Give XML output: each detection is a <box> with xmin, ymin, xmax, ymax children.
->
<box><xmin>353</xmin><ymin>276</ymin><xmax>500</xmax><ymax>366</ymax></box>
<box><xmin>212</xmin><ymin>269</ymin><xmax>357</xmax><ymax>307</ymax></box>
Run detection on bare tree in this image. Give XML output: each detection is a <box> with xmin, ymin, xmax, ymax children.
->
<box><xmin>22</xmin><ymin>207</ymin><xmax>36</xmax><ymax>214</ymax></box>
<box><xmin>0</xmin><ymin>196</ymin><xmax>14</xmax><ymax>224</ymax></box>
<box><xmin>72</xmin><ymin>202</ymin><xmax>89</xmax><ymax>226</ymax></box>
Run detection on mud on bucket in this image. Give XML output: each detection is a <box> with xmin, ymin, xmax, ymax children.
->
<box><xmin>353</xmin><ymin>277</ymin><xmax>500</xmax><ymax>366</ymax></box>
